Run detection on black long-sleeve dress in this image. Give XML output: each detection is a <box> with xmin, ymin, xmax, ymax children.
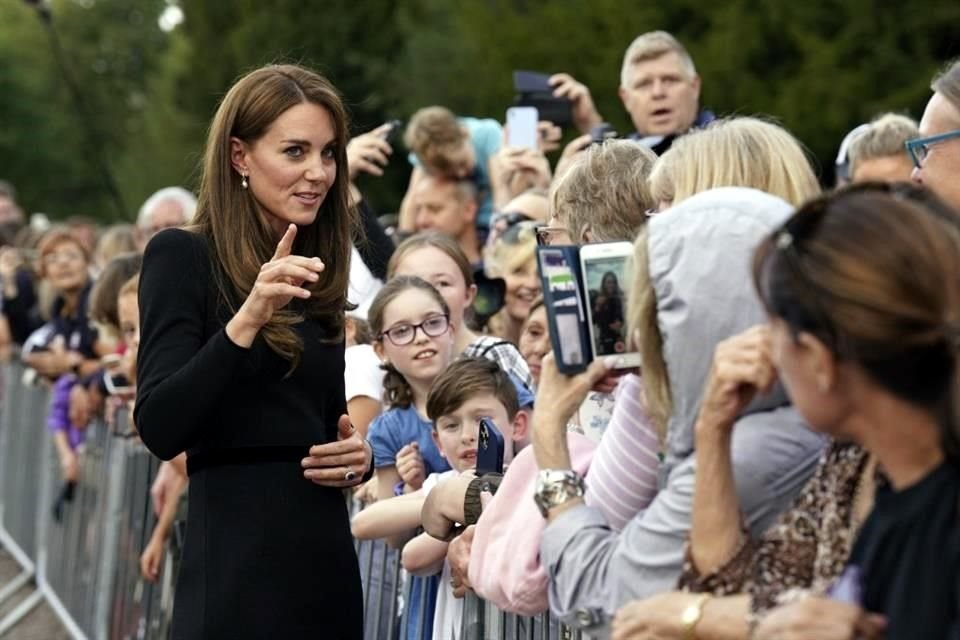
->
<box><xmin>135</xmin><ymin>228</ymin><xmax>363</xmax><ymax>639</ymax></box>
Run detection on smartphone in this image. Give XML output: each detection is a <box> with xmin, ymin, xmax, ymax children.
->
<box><xmin>378</xmin><ymin>119</ymin><xmax>403</xmax><ymax>140</ymax></box>
<box><xmin>589</xmin><ymin>123</ymin><xmax>619</xmax><ymax>145</ymax></box>
<box><xmin>476</xmin><ymin>418</ymin><xmax>505</xmax><ymax>475</ymax></box>
<box><xmin>537</xmin><ymin>246</ymin><xmax>590</xmax><ymax>374</ymax></box>
<box><xmin>506</xmin><ymin>106</ymin><xmax>539</xmax><ymax>150</ymax></box>
<box><xmin>579</xmin><ymin>242</ymin><xmax>640</xmax><ymax>369</ymax></box>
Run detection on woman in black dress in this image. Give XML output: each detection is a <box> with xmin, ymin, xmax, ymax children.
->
<box><xmin>135</xmin><ymin>64</ymin><xmax>372</xmax><ymax>639</ymax></box>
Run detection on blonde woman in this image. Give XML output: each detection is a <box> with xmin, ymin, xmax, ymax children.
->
<box><xmin>648</xmin><ymin>116</ymin><xmax>821</xmax><ymax>211</ymax></box>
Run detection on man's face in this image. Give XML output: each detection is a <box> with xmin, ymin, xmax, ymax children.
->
<box><xmin>852</xmin><ymin>154</ymin><xmax>915</xmax><ymax>184</ymax></box>
<box><xmin>619</xmin><ymin>51</ymin><xmax>701</xmax><ymax>137</ymax></box>
<box><xmin>0</xmin><ymin>195</ymin><xmax>22</xmax><ymax>225</ymax></box>
<box><xmin>913</xmin><ymin>92</ymin><xmax>960</xmax><ymax>211</ymax></box>
<box><xmin>413</xmin><ymin>178</ymin><xmax>472</xmax><ymax>237</ymax></box>
<box><xmin>147</xmin><ymin>199</ymin><xmax>189</xmax><ymax>236</ymax></box>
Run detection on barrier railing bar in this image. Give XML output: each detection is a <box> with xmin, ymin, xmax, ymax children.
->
<box><xmin>0</xmin><ymin>588</ymin><xmax>44</xmax><ymax>638</ymax></box>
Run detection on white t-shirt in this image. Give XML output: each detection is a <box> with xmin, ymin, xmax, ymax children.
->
<box><xmin>344</xmin><ymin>344</ymin><xmax>385</xmax><ymax>404</ymax></box>
<box><xmin>348</xmin><ymin>246</ymin><xmax>382</xmax><ymax>320</ymax></box>
<box><xmin>421</xmin><ymin>470</ymin><xmax>463</xmax><ymax>640</ymax></box>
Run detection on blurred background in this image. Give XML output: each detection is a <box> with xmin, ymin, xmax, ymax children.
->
<box><xmin>2</xmin><ymin>0</ymin><xmax>958</xmax><ymax>222</ymax></box>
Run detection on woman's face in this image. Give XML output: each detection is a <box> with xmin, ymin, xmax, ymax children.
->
<box><xmin>117</xmin><ymin>291</ymin><xmax>140</xmax><ymax>356</ymax></box>
<box><xmin>519</xmin><ymin>305</ymin><xmax>550</xmax><ymax>386</ymax></box>
<box><xmin>602</xmin><ymin>273</ymin><xmax>618</xmax><ymax>295</ymax></box>
<box><xmin>503</xmin><ymin>255</ymin><xmax>540</xmax><ymax>322</ymax></box>
<box><xmin>232</xmin><ymin>102</ymin><xmax>338</xmax><ymax>237</ymax></box>
<box><xmin>770</xmin><ymin>317</ymin><xmax>849</xmax><ymax>437</ymax></box>
<box><xmin>392</xmin><ymin>247</ymin><xmax>475</xmax><ymax>331</ymax></box>
<box><xmin>376</xmin><ymin>288</ymin><xmax>455</xmax><ymax>386</ymax></box>
<box><xmin>42</xmin><ymin>239</ymin><xmax>88</xmax><ymax>293</ymax></box>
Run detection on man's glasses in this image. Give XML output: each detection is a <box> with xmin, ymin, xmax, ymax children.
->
<box><xmin>535</xmin><ymin>225</ymin><xmax>570</xmax><ymax>247</ymax></box>
<box><xmin>379</xmin><ymin>314</ymin><xmax>450</xmax><ymax>346</ymax></box>
<box><xmin>905</xmin><ymin>129</ymin><xmax>960</xmax><ymax>169</ymax></box>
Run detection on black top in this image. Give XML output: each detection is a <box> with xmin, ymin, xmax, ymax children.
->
<box><xmin>847</xmin><ymin>461</ymin><xmax>960</xmax><ymax>639</ymax></box>
<box><xmin>135</xmin><ymin>228</ymin><xmax>362</xmax><ymax>639</ymax></box>
<box><xmin>135</xmin><ymin>228</ymin><xmax>346</xmax><ymax>460</ymax></box>
<box><xmin>1</xmin><ymin>269</ymin><xmax>40</xmax><ymax>344</ymax></box>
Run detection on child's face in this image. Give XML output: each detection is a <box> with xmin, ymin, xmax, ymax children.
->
<box><xmin>392</xmin><ymin>247</ymin><xmax>474</xmax><ymax>332</ymax></box>
<box><xmin>519</xmin><ymin>305</ymin><xmax>549</xmax><ymax>386</ymax></box>
<box><xmin>117</xmin><ymin>292</ymin><xmax>140</xmax><ymax>356</ymax></box>
<box><xmin>433</xmin><ymin>393</ymin><xmax>514</xmax><ymax>473</ymax></box>
<box><xmin>376</xmin><ymin>288</ymin><xmax>455</xmax><ymax>386</ymax></box>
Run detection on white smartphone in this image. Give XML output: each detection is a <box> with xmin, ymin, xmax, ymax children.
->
<box><xmin>579</xmin><ymin>241</ymin><xmax>640</xmax><ymax>369</ymax></box>
<box><xmin>506</xmin><ymin>106</ymin><xmax>539</xmax><ymax>150</ymax></box>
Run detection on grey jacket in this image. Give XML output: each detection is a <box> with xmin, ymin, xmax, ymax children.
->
<box><xmin>541</xmin><ymin>187</ymin><xmax>828</xmax><ymax>631</ymax></box>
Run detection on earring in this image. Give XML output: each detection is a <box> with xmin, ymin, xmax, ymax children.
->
<box><xmin>241</xmin><ymin>173</ymin><xmax>248</xmax><ymax>189</ymax></box>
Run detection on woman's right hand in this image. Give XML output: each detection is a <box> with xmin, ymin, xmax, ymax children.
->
<box><xmin>753</xmin><ymin>597</ymin><xmax>886</xmax><ymax>640</ymax></box>
<box><xmin>228</xmin><ymin>224</ymin><xmax>325</xmax><ymax>346</ymax></box>
<box><xmin>696</xmin><ymin>325</ymin><xmax>777</xmax><ymax>435</ymax></box>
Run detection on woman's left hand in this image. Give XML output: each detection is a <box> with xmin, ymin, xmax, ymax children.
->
<box><xmin>753</xmin><ymin>597</ymin><xmax>886</xmax><ymax>640</ymax></box>
<box><xmin>302</xmin><ymin>415</ymin><xmax>372</xmax><ymax>487</ymax></box>
<box><xmin>611</xmin><ymin>592</ymin><xmax>700</xmax><ymax>640</ymax></box>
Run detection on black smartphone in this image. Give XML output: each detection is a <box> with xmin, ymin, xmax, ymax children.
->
<box><xmin>476</xmin><ymin>418</ymin><xmax>505</xmax><ymax>475</ymax></box>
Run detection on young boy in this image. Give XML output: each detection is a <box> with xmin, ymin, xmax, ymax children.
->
<box><xmin>351</xmin><ymin>357</ymin><xmax>528</xmax><ymax>640</ymax></box>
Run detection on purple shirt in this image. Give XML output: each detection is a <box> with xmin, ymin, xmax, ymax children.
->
<box><xmin>47</xmin><ymin>374</ymin><xmax>85</xmax><ymax>450</ymax></box>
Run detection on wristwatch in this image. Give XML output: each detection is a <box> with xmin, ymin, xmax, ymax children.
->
<box><xmin>681</xmin><ymin>594</ymin><xmax>711</xmax><ymax>640</ymax></box>
<box><xmin>533</xmin><ymin>469</ymin><xmax>585</xmax><ymax>518</ymax></box>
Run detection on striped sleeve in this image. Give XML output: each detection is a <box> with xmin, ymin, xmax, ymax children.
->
<box><xmin>584</xmin><ymin>373</ymin><xmax>661</xmax><ymax>531</ymax></box>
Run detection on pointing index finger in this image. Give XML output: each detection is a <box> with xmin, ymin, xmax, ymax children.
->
<box><xmin>273</xmin><ymin>224</ymin><xmax>297</xmax><ymax>260</ymax></box>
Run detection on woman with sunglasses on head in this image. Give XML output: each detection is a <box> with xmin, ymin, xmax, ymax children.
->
<box><xmin>483</xmin><ymin>219</ymin><xmax>541</xmax><ymax>345</ymax></box>
<box><xmin>747</xmin><ymin>186</ymin><xmax>960</xmax><ymax>639</ymax></box>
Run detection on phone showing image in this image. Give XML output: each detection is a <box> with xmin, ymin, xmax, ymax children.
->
<box><xmin>537</xmin><ymin>246</ymin><xmax>591</xmax><ymax>374</ymax></box>
<box><xmin>477</xmin><ymin>418</ymin><xmax>505</xmax><ymax>475</ymax></box>
<box><xmin>579</xmin><ymin>242</ymin><xmax>640</xmax><ymax>369</ymax></box>
<box><xmin>506</xmin><ymin>106</ymin><xmax>539</xmax><ymax>150</ymax></box>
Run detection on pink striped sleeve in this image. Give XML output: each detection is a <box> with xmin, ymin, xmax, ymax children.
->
<box><xmin>584</xmin><ymin>373</ymin><xmax>662</xmax><ymax>531</ymax></box>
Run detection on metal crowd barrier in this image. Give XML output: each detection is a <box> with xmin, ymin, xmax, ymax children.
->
<box><xmin>352</xmin><ymin>504</ymin><xmax>586</xmax><ymax>640</ymax></box>
<box><xmin>0</xmin><ymin>360</ymin><xmax>174</xmax><ymax>639</ymax></box>
<box><xmin>0</xmin><ymin>356</ymin><xmax>585</xmax><ymax>639</ymax></box>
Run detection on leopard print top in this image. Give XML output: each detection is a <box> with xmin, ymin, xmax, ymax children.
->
<box><xmin>678</xmin><ymin>442</ymin><xmax>871</xmax><ymax>615</ymax></box>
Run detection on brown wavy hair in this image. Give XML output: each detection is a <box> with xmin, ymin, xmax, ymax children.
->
<box><xmin>192</xmin><ymin>64</ymin><xmax>356</xmax><ymax>368</ymax></box>
<box><xmin>368</xmin><ymin>276</ymin><xmax>451</xmax><ymax>409</ymax></box>
<box><xmin>753</xmin><ymin>183</ymin><xmax>960</xmax><ymax>459</ymax></box>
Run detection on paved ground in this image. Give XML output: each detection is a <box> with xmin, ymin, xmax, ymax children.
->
<box><xmin>0</xmin><ymin>549</ymin><xmax>70</xmax><ymax>640</ymax></box>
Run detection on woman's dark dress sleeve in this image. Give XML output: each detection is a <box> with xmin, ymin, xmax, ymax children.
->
<box><xmin>134</xmin><ymin>228</ymin><xmax>252</xmax><ymax>460</ymax></box>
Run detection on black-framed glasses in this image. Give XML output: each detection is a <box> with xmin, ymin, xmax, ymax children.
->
<box><xmin>535</xmin><ymin>225</ymin><xmax>570</xmax><ymax>247</ymax></box>
<box><xmin>379</xmin><ymin>314</ymin><xmax>450</xmax><ymax>346</ymax></box>
<box><xmin>905</xmin><ymin>129</ymin><xmax>960</xmax><ymax>169</ymax></box>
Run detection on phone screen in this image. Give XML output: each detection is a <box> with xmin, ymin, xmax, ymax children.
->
<box><xmin>539</xmin><ymin>249</ymin><xmax>585</xmax><ymax>366</ymax></box>
<box><xmin>507</xmin><ymin>107</ymin><xmax>539</xmax><ymax>150</ymax></box>
<box><xmin>583</xmin><ymin>255</ymin><xmax>630</xmax><ymax>357</ymax></box>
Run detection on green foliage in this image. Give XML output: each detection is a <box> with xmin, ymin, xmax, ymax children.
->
<box><xmin>1</xmin><ymin>0</ymin><xmax>958</xmax><ymax>221</ymax></box>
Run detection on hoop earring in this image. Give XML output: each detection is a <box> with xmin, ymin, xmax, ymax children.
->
<box><xmin>241</xmin><ymin>173</ymin><xmax>249</xmax><ymax>189</ymax></box>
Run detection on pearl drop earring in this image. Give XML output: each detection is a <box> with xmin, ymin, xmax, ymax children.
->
<box><xmin>241</xmin><ymin>173</ymin><xmax>249</xmax><ymax>189</ymax></box>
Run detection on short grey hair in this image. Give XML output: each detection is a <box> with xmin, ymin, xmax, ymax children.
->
<box><xmin>620</xmin><ymin>31</ymin><xmax>696</xmax><ymax>88</ymax></box>
<box><xmin>848</xmin><ymin>113</ymin><xmax>919</xmax><ymax>176</ymax></box>
<box><xmin>137</xmin><ymin>186</ymin><xmax>197</xmax><ymax>230</ymax></box>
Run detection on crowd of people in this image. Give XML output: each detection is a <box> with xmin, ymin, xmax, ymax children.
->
<box><xmin>2</xmin><ymin>27</ymin><xmax>960</xmax><ymax>640</ymax></box>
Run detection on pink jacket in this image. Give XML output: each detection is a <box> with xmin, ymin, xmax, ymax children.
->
<box><xmin>468</xmin><ymin>432</ymin><xmax>597</xmax><ymax>615</ymax></box>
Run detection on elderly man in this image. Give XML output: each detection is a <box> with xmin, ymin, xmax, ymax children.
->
<box><xmin>550</xmin><ymin>30</ymin><xmax>714</xmax><ymax>155</ymax></box>
<box><xmin>136</xmin><ymin>186</ymin><xmax>197</xmax><ymax>248</ymax></box>
<box><xmin>910</xmin><ymin>60</ymin><xmax>960</xmax><ymax>211</ymax></box>
<box><xmin>412</xmin><ymin>174</ymin><xmax>482</xmax><ymax>265</ymax></box>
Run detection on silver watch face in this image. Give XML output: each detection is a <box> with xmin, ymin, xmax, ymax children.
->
<box><xmin>534</xmin><ymin>470</ymin><xmax>584</xmax><ymax>516</ymax></box>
